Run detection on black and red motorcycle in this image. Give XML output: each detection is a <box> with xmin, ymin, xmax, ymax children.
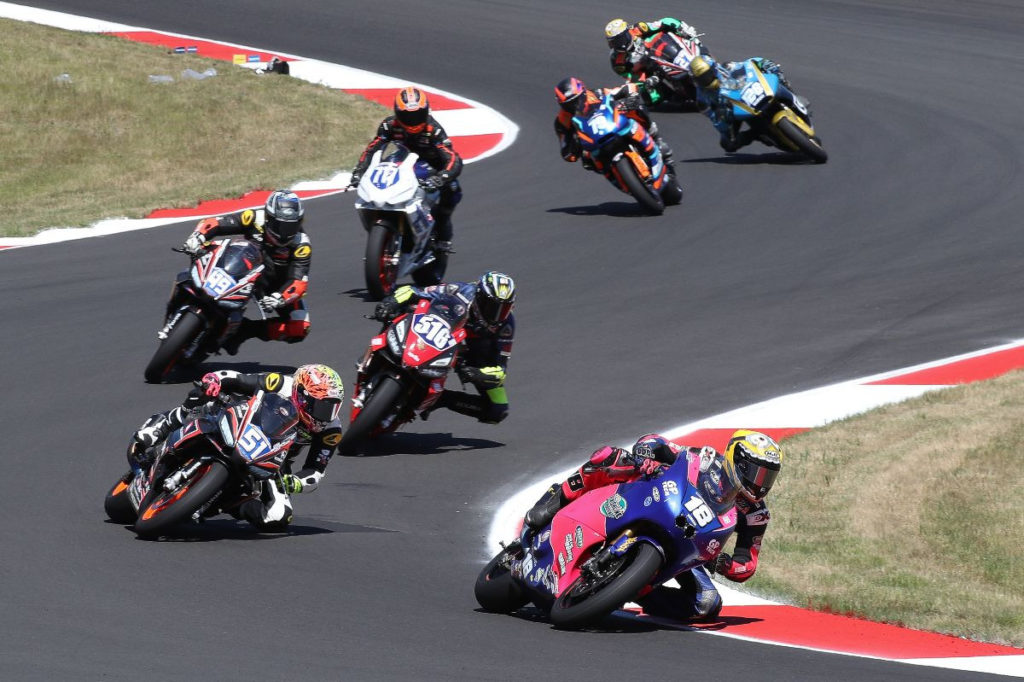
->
<box><xmin>145</xmin><ymin>238</ymin><xmax>265</xmax><ymax>383</ymax></box>
<box><xmin>104</xmin><ymin>390</ymin><xmax>296</xmax><ymax>538</ymax></box>
<box><xmin>339</xmin><ymin>292</ymin><xmax>469</xmax><ymax>454</ymax></box>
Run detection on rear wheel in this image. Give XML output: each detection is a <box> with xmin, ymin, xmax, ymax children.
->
<box><xmin>475</xmin><ymin>543</ymin><xmax>530</xmax><ymax>613</ymax></box>
<box><xmin>615</xmin><ymin>157</ymin><xmax>665</xmax><ymax>215</ymax></box>
<box><xmin>134</xmin><ymin>460</ymin><xmax>229</xmax><ymax>538</ymax></box>
<box><xmin>776</xmin><ymin>118</ymin><xmax>828</xmax><ymax>164</ymax></box>
<box><xmin>364</xmin><ymin>221</ymin><xmax>401</xmax><ymax>301</ymax></box>
<box><xmin>144</xmin><ymin>310</ymin><xmax>204</xmax><ymax>383</ymax></box>
<box><xmin>338</xmin><ymin>376</ymin><xmax>405</xmax><ymax>455</ymax></box>
<box><xmin>548</xmin><ymin>543</ymin><xmax>662</xmax><ymax>629</ymax></box>
<box><xmin>104</xmin><ymin>471</ymin><xmax>137</xmax><ymax>524</ymax></box>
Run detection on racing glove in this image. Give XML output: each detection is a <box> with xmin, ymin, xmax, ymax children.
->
<box><xmin>259</xmin><ymin>292</ymin><xmax>287</xmax><ymax>311</ymax></box>
<box><xmin>278</xmin><ymin>474</ymin><xmax>303</xmax><ymax>494</ymax></box>
<box><xmin>199</xmin><ymin>372</ymin><xmax>222</xmax><ymax>397</ymax></box>
<box><xmin>420</xmin><ymin>174</ymin><xmax>446</xmax><ymax>191</ymax></box>
<box><xmin>347</xmin><ymin>172</ymin><xmax>362</xmax><ymax>189</ymax></box>
<box><xmin>372</xmin><ymin>299</ymin><xmax>399</xmax><ymax>322</ymax></box>
<box><xmin>707</xmin><ymin>552</ymin><xmax>732</xmax><ymax>575</ymax></box>
<box><xmin>182</xmin><ymin>231</ymin><xmax>206</xmax><ymax>256</ymax></box>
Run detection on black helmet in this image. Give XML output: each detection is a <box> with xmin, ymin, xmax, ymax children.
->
<box><xmin>555</xmin><ymin>77</ymin><xmax>586</xmax><ymax>113</ymax></box>
<box><xmin>394</xmin><ymin>86</ymin><xmax>430</xmax><ymax>133</ymax></box>
<box><xmin>263</xmin><ymin>190</ymin><xmax>304</xmax><ymax>246</ymax></box>
<box><xmin>472</xmin><ymin>271</ymin><xmax>516</xmax><ymax>331</ymax></box>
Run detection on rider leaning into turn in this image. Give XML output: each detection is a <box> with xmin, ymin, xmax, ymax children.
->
<box><xmin>176</xmin><ymin>189</ymin><xmax>312</xmax><ymax>355</ymax></box>
<box><xmin>553</xmin><ymin>76</ymin><xmax>674</xmax><ymax>173</ymax></box>
<box><xmin>605</xmin><ymin>16</ymin><xmax>701</xmax><ymax>102</ymax></box>
<box><xmin>523</xmin><ymin>430</ymin><xmax>783</xmax><ymax>621</ymax></box>
<box><xmin>348</xmin><ymin>86</ymin><xmax>463</xmax><ymax>254</ymax></box>
<box><xmin>370</xmin><ymin>271</ymin><xmax>516</xmax><ymax>424</ymax></box>
<box><xmin>689</xmin><ymin>54</ymin><xmax>791</xmax><ymax>152</ymax></box>
<box><xmin>129</xmin><ymin>364</ymin><xmax>346</xmax><ymax>532</ymax></box>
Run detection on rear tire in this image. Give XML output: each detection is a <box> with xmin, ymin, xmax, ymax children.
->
<box><xmin>134</xmin><ymin>460</ymin><xmax>229</xmax><ymax>538</ymax></box>
<box><xmin>144</xmin><ymin>310</ymin><xmax>204</xmax><ymax>383</ymax></box>
<box><xmin>475</xmin><ymin>545</ymin><xmax>530</xmax><ymax>613</ymax></box>
<box><xmin>364</xmin><ymin>221</ymin><xmax>401</xmax><ymax>301</ymax></box>
<box><xmin>104</xmin><ymin>471</ymin><xmax>137</xmax><ymax>524</ymax></box>
<box><xmin>615</xmin><ymin>157</ymin><xmax>665</xmax><ymax>215</ymax></box>
<box><xmin>776</xmin><ymin>118</ymin><xmax>828</xmax><ymax>164</ymax></box>
<box><xmin>338</xmin><ymin>376</ymin><xmax>405</xmax><ymax>455</ymax></box>
<box><xmin>548</xmin><ymin>543</ymin><xmax>662</xmax><ymax>629</ymax></box>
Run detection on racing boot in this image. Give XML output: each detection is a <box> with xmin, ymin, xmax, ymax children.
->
<box><xmin>524</xmin><ymin>484</ymin><xmax>568</xmax><ymax>531</ymax></box>
<box><xmin>238</xmin><ymin>479</ymin><xmax>293</xmax><ymax>533</ymax></box>
<box><xmin>648</xmin><ymin>121</ymin><xmax>675</xmax><ymax>168</ymax></box>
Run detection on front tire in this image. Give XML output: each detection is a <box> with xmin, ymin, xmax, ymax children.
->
<box><xmin>548</xmin><ymin>543</ymin><xmax>662</xmax><ymax>629</ymax></box>
<box><xmin>475</xmin><ymin>544</ymin><xmax>530</xmax><ymax>613</ymax></box>
<box><xmin>364</xmin><ymin>221</ymin><xmax>401</xmax><ymax>301</ymax></box>
<box><xmin>776</xmin><ymin>118</ymin><xmax>828</xmax><ymax>164</ymax></box>
<box><xmin>104</xmin><ymin>471</ymin><xmax>137</xmax><ymax>524</ymax></box>
<box><xmin>144</xmin><ymin>310</ymin><xmax>204</xmax><ymax>383</ymax></box>
<box><xmin>615</xmin><ymin>157</ymin><xmax>665</xmax><ymax>215</ymax></box>
<box><xmin>134</xmin><ymin>459</ymin><xmax>229</xmax><ymax>538</ymax></box>
<box><xmin>338</xmin><ymin>375</ymin><xmax>405</xmax><ymax>455</ymax></box>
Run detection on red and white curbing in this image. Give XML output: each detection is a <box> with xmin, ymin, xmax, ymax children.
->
<box><xmin>490</xmin><ymin>339</ymin><xmax>1024</xmax><ymax>677</ymax></box>
<box><xmin>0</xmin><ymin>1</ymin><xmax>517</xmax><ymax>250</ymax></box>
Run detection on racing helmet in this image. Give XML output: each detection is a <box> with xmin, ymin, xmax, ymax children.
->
<box><xmin>555</xmin><ymin>77</ymin><xmax>586</xmax><ymax>113</ymax></box>
<box><xmin>689</xmin><ymin>55</ymin><xmax>720</xmax><ymax>90</ymax></box>
<box><xmin>632</xmin><ymin>433</ymin><xmax>677</xmax><ymax>464</ymax></box>
<box><xmin>726</xmin><ymin>430</ymin><xmax>783</xmax><ymax>502</ymax></box>
<box><xmin>291</xmin><ymin>364</ymin><xmax>345</xmax><ymax>433</ymax></box>
<box><xmin>263</xmin><ymin>190</ymin><xmax>304</xmax><ymax>246</ymax></box>
<box><xmin>472</xmin><ymin>271</ymin><xmax>516</xmax><ymax>331</ymax></box>
<box><xmin>605</xmin><ymin>18</ymin><xmax>633</xmax><ymax>51</ymax></box>
<box><xmin>394</xmin><ymin>86</ymin><xmax>430</xmax><ymax>133</ymax></box>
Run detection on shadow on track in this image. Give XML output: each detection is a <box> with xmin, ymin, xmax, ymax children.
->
<box><xmin>546</xmin><ymin>203</ymin><xmax>662</xmax><ymax>218</ymax></box>
<box><xmin>103</xmin><ymin>517</ymin><xmax>390</xmax><ymax>541</ymax></box>
<box><xmin>343</xmin><ymin>431</ymin><xmax>504</xmax><ymax>458</ymax></box>
<box><xmin>683</xmin><ymin>152</ymin><xmax>819</xmax><ymax>165</ymax></box>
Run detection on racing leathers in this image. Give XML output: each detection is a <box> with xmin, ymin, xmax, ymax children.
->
<box><xmin>373</xmin><ymin>283</ymin><xmax>513</xmax><ymax>423</ymax></box>
<box><xmin>695</xmin><ymin>57</ymin><xmax>790</xmax><ymax>152</ymax></box>
<box><xmin>350</xmin><ymin>115</ymin><xmax>463</xmax><ymax>250</ymax></box>
<box><xmin>173</xmin><ymin>208</ymin><xmax>312</xmax><ymax>353</ymax></box>
<box><xmin>554</xmin><ymin>85</ymin><xmax>673</xmax><ymax>175</ymax></box>
<box><xmin>610</xmin><ymin>17</ymin><xmax>700</xmax><ymax>105</ymax></box>
<box><xmin>524</xmin><ymin>442</ymin><xmax>770</xmax><ymax>622</ymax></box>
<box><xmin>130</xmin><ymin>371</ymin><xmax>342</xmax><ymax>531</ymax></box>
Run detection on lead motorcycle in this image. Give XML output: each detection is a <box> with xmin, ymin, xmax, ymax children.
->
<box><xmin>711</xmin><ymin>57</ymin><xmax>827</xmax><ymax>163</ymax></box>
<box><xmin>573</xmin><ymin>92</ymin><xmax>683</xmax><ymax>215</ymax></box>
<box><xmin>144</xmin><ymin>237</ymin><xmax>265</xmax><ymax>383</ymax></box>
<box><xmin>104</xmin><ymin>390</ymin><xmax>297</xmax><ymax>538</ymax></box>
<box><xmin>339</xmin><ymin>292</ymin><xmax>470</xmax><ymax>454</ymax></box>
<box><xmin>355</xmin><ymin>143</ymin><xmax>448</xmax><ymax>301</ymax></box>
<box><xmin>476</xmin><ymin>450</ymin><xmax>737</xmax><ymax>629</ymax></box>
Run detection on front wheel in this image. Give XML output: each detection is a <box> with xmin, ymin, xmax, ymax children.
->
<box><xmin>134</xmin><ymin>459</ymin><xmax>229</xmax><ymax>538</ymax></box>
<box><xmin>364</xmin><ymin>221</ymin><xmax>401</xmax><ymax>301</ymax></box>
<box><xmin>614</xmin><ymin>157</ymin><xmax>665</xmax><ymax>215</ymax></box>
<box><xmin>144</xmin><ymin>310</ymin><xmax>204</xmax><ymax>383</ymax></box>
<box><xmin>338</xmin><ymin>375</ymin><xmax>406</xmax><ymax>455</ymax></box>
<box><xmin>104</xmin><ymin>471</ymin><xmax>137</xmax><ymax>524</ymax></box>
<box><xmin>548</xmin><ymin>543</ymin><xmax>662</xmax><ymax>629</ymax></box>
<box><xmin>776</xmin><ymin>118</ymin><xmax>828</xmax><ymax>164</ymax></box>
<box><xmin>475</xmin><ymin>543</ymin><xmax>530</xmax><ymax>613</ymax></box>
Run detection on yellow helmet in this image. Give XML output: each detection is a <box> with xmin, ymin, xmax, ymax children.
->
<box><xmin>605</xmin><ymin>18</ymin><xmax>632</xmax><ymax>50</ymax></box>
<box><xmin>689</xmin><ymin>55</ymin><xmax>720</xmax><ymax>90</ymax></box>
<box><xmin>726</xmin><ymin>430</ymin><xmax>783</xmax><ymax>502</ymax></box>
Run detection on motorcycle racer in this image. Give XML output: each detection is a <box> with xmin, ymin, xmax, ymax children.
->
<box><xmin>348</xmin><ymin>86</ymin><xmax>463</xmax><ymax>254</ymax></box>
<box><xmin>370</xmin><ymin>272</ymin><xmax>516</xmax><ymax>424</ymax></box>
<box><xmin>689</xmin><ymin>55</ymin><xmax>792</xmax><ymax>152</ymax></box>
<box><xmin>129</xmin><ymin>364</ymin><xmax>345</xmax><ymax>531</ymax></box>
<box><xmin>605</xmin><ymin>16</ymin><xmax>701</xmax><ymax>104</ymax></box>
<box><xmin>554</xmin><ymin>76</ymin><xmax>675</xmax><ymax>172</ymax></box>
<box><xmin>175</xmin><ymin>189</ymin><xmax>312</xmax><ymax>355</ymax></box>
<box><xmin>523</xmin><ymin>430</ymin><xmax>783</xmax><ymax>621</ymax></box>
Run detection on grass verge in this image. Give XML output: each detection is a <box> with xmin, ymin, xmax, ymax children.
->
<box><xmin>746</xmin><ymin>370</ymin><xmax>1024</xmax><ymax>646</ymax></box>
<box><xmin>0</xmin><ymin>18</ymin><xmax>386</xmax><ymax>237</ymax></box>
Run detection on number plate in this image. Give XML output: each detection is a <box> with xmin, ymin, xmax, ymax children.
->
<box><xmin>237</xmin><ymin>423</ymin><xmax>271</xmax><ymax>460</ymax></box>
<box><xmin>412</xmin><ymin>313</ymin><xmax>455</xmax><ymax>350</ymax></box>
<box><xmin>202</xmin><ymin>267</ymin><xmax>237</xmax><ymax>298</ymax></box>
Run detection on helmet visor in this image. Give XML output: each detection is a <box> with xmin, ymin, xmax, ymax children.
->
<box><xmin>609</xmin><ymin>31</ymin><xmax>633</xmax><ymax>51</ymax></box>
<box><xmin>396</xmin><ymin>106</ymin><xmax>428</xmax><ymax>130</ymax></box>
<box><xmin>308</xmin><ymin>397</ymin><xmax>342</xmax><ymax>425</ymax></box>
<box><xmin>478</xmin><ymin>298</ymin><xmax>513</xmax><ymax>327</ymax></box>
<box><xmin>735</xmin><ymin>457</ymin><xmax>778</xmax><ymax>500</ymax></box>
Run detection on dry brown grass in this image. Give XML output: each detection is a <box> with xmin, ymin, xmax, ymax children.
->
<box><xmin>0</xmin><ymin>18</ymin><xmax>386</xmax><ymax>236</ymax></box>
<box><xmin>750</xmin><ymin>370</ymin><xmax>1024</xmax><ymax>646</ymax></box>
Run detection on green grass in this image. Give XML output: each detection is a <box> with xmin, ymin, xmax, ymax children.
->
<box><xmin>0</xmin><ymin>18</ymin><xmax>386</xmax><ymax>236</ymax></box>
<box><xmin>744</xmin><ymin>370</ymin><xmax>1024</xmax><ymax>646</ymax></box>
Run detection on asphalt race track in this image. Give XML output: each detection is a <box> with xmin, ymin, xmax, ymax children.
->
<box><xmin>3</xmin><ymin>1</ymin><xmax>1022</xmax><ymax>679</ymax></box>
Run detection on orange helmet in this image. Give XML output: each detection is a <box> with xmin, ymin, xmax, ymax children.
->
<box><xmin>394</xmin><ymin>86</ymin><xmax>430</xmax><ymax>133</ymax></box>
<box><xmin>291</xmin><ymin>364</ymin><xmax>345</xmax><ymax>433</ymax></box>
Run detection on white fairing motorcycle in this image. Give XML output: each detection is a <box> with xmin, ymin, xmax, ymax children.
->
<box><xmin>355</xmin><ymin>143</ymin><xmax>447</xmax><ymax>300</ymax></box>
